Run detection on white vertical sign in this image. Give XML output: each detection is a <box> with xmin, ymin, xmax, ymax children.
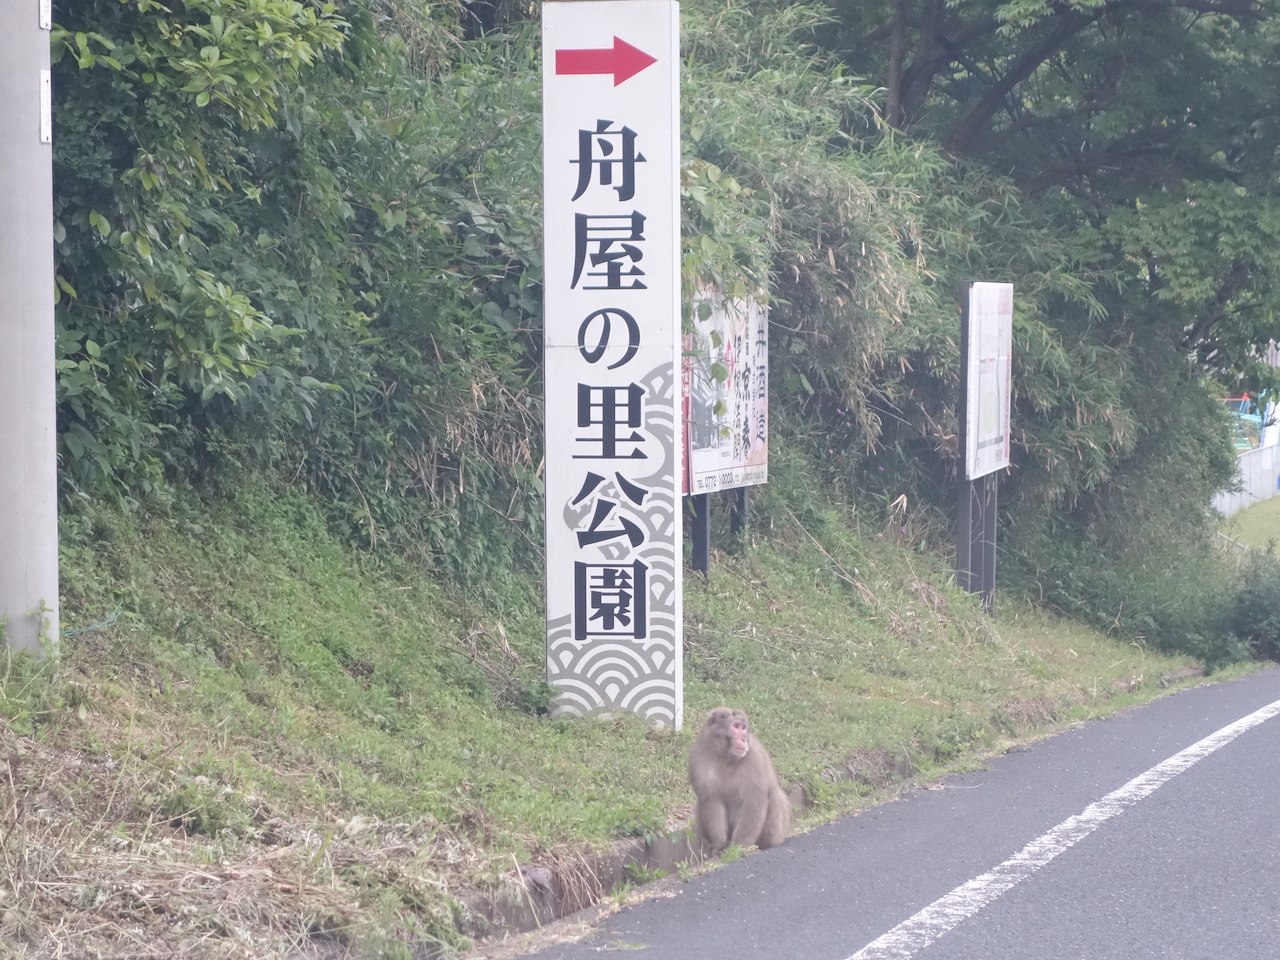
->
<box><xmin>542</xmin><ymin>1</ymin><xmax>682</xmax><ymax>728</ymax></box>
<box><xmin>964</xmin><ymin>282</ymin><xmax>1013</xmax><ymax>479</ymax></box>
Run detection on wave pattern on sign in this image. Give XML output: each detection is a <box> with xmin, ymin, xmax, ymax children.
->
<box><xmin>548</xmin><ymin>362</ymin><xmax>679</xmax><ymax>727</ymax></box>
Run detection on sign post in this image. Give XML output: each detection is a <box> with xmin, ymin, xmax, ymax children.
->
<box><xmin>957</xmin><ymin>282</ymin><xmax>1012</xmax><ymax>613</ymax></box>
<box><xmin>542</xmin><ymin>1</ymin><xmax>682</xmax><ymax>728</ymax></box>
<box><xmin>0</xmin><ymin>4</ymin><xmax>58</xmax><ymax>654</ymax></box>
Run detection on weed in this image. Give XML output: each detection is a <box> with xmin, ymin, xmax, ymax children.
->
<box><xmin>0</xmin><ymin>650</ymin><xmax>62</xmax><ymax>736</ymax></box>
<box><xmin>624</xmin><ymin>863</ymin><xmax>668</xmax><ymax>885</ymax></box>
<box><xmin>718</xmin><ymin>844</ymin><xmax>747</xmax><ymax>864</ymax></box>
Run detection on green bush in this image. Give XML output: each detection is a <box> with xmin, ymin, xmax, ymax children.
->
<box><xmin>1225</xmin><ymin>550</ymin><xmax>1280</xmax><ymax>662</ymax></box>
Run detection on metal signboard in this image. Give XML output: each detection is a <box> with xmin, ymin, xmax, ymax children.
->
<box><xmin>682</xmin><ymin>295</ymin><xmax>768</xmax><ymax>494</ymax></box>
<box><xmin>39</xmin><ymin>70</ymin><xmax>51</xmax><ymax>143</ymax></box>
<box><xmin>542</xmin><ymin>0</ymin><xmax>682</xmax><ymax>728</ymax></box>
<box><xmin>963</xmin><ymin>281</ymin><xmax>1013</xmax><ymax>480</ymax></box>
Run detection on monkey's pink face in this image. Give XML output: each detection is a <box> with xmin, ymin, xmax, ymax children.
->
<box><xmin>729</xmin><ymin>718</ymin><xmax>750</xmax><ymax>758</ymax></box>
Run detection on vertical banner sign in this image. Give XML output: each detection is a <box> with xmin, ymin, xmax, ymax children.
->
<box><xmin>957</xmin><ymin>281</ymin><xmax>1013</xmax><ymax>614</ymax></box>
<box><xmin>542</xmin><ymin>1</ymin><xmax>683</xmax><ymax>728</ymax></box>
<box><xmin>963</xmin><ymin>282</ymin><xmax>1013</xmax><ymax>480</ymax></box>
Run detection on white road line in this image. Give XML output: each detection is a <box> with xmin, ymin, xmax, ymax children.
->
<box><xmin>846</xmin><ymin>696</ymin><xmax>1280</xmax><ymax>960</ymax></box>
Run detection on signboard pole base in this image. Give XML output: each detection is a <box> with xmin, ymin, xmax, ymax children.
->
<box><xmin>729</xmin><ymin>487</ymin><xmax>747</xmax><ymax>544</ymax></box>
<box><xmin>956</xmin><ymin>474</ymin><xmax>997</xmax><ymax>613</ymax></box>
<box><xmin>689</xmin><ymin>493</ymin><xmax>710</xmax><ymax>574</ymax></box>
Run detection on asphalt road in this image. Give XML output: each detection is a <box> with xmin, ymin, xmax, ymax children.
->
<box><xmin>519</xmin><ymin>668</ymin><xmax>1280</xmax><ymax>960</ymax></box>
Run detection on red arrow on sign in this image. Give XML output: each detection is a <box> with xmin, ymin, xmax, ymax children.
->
<box><xmin>555</xmin><ymin>36</ymin><xmax>658</xmax><ymax>86</ymax></box>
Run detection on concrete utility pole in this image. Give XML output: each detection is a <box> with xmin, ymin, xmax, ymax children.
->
<box><xmin>0</xmin><ymin>2</ymin><xmax>59</xmax><ymax>654</ymax></box>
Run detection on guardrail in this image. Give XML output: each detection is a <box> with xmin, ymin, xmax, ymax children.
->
<box><xmin>1215</xmin><ymin>444</ymin><xmax>1280</xmax><ymax>516</ymax></box>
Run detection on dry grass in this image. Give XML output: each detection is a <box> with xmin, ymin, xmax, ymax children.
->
<box><xmin>0</xmin><ymin>715</ymin><xmax>428</xmax><ymax>959</ymax></box>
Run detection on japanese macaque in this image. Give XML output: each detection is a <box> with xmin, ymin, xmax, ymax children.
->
<box><xmin>687</xmin><ymin>707</ymin><xmax>791</xmax><ymax>856</ymax></box>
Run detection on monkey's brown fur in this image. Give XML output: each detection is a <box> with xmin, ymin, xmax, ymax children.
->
<box><xmin>687</xmin><ymin>707</ymin><xmax>791</xmax><ymax>855</ymax></box>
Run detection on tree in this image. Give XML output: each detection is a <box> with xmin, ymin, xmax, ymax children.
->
<box><xmin>51</xmin><ymin>0</ymin><xmax>348</xmax><ymax>489</ymax></box>
<box><xmin>821</xmin><ymin>0</ymin><xmax>1280</xmax><ymax>389</ymax></box>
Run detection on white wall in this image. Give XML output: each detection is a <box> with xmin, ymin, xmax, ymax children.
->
<box><xmin>1215</xmin><ymin>444</ymin><xmax>1280</xmax><ymax>516</ymax></box>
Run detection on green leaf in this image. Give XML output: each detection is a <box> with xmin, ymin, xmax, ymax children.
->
<box><xmin>87</xmin><ymin>210</ymin><xmax>111</xmax><ymax>238</ymax></box>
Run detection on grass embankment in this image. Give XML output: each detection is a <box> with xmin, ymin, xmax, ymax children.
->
<box><xmin>1222</xmin><ymin>495</ymin><xmax>1280</xmax><ymax>548</ymax></box>
<box><xmin>0</xmin><ymin>486</ymin><xmax>1219</xmax><ymax>958</ymax></box>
